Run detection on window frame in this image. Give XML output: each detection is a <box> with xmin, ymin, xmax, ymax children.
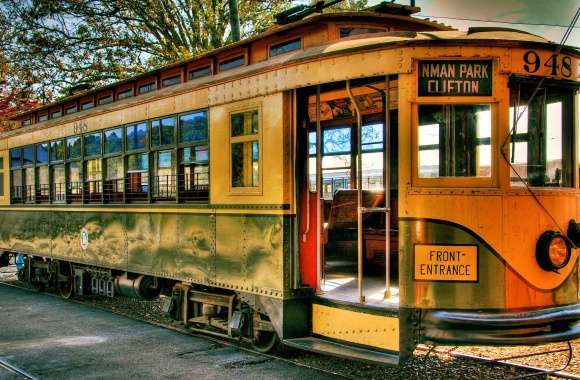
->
<box><xmin>188</xmin><ymin>65</ymin><xmax>212</xmax><ymax>80</ymax></box>
<box><xmin>125</xmin><ymin>121</ymin><xmax>149</xmax><ymax>153</ymax></box>
<box><xmin>150</xmin><ymin>116</ymin><xmax>177</xmax><ymax>149</ymax></box>
<box><xmin>64</xmin><ymin>103</ymin><xmax>78</xmax><ymax>115</ymax></box>
<box><xmin>507</xmin><ymin>77</ymin><xmax>576</xmax><ymax>189</ymax></box>
<box><xmin>218</xmin><ymin>50</ymin><xmax>247</xmax><ymax>73</ymax></box>
<box><xmin>338</xmin><ymin>25</ymin><xmax>387</xmax><ymax>39</ymax></box>
<box><xmin>177</xmin><ymin>109</ymin><xmax>210</xmax><ymax>202</ymax></box>
<box><xmin>80</xmin><ymin>98</ymin><xmax>95</xmax><ymax>111</ymax></box>
<box><xmin>161</xmin><ymin>74</ymin><xmax>182</xmax><ymax>88</ymax></box>
<box><xmin>412</xmin><ymin>100</ymin><xmax>499</xmax><ymax>188</ymax></box>
<box><xmin>228</xmin><ymin>105</ymin><xmax>262</xmax><ymax>194</ymax></box>
<box><xmin>38</xmin><ymin>112</ymin><xmax>49</xmax><ymax>122</ymax></box>
<box><xmin>103</xmin><ymin>127</ymin><xmax>124</xmax><ymax>157</ymax></box>
<box><xmin>138</xmin><ymin>81</ymin><xmax>157</xmax><ymax>95</ymax></box>
<box><xmin>97</xmin><ymin>93</ymin><xmax>113</xmax><ymax>106</ymax></box>
<box><xmin>268</xmin><ymin>37</ymin><xmax>303</xmax><ymax>58</ymax></box>
<box><xmin>116</xmin><ymin>85</ymin><xmax>134</xmax><ymax>101</ymax></box>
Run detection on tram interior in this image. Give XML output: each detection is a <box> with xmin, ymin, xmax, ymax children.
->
<box><xmin>299</xmin><ymin>77</ymin><xmax>399</xmax><ymax>307</ymax></box>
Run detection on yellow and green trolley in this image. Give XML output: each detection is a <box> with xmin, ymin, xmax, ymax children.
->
<box><xmin>1</xmin><ymin>2</ymin><xmax>579</xmax><ymax>364</ymax></box>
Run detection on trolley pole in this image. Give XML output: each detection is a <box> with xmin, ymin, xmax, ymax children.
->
<box><xmin>229</xmin><ymin>0</ymin><xmax>241</xmax><ymax>42</ymax></box>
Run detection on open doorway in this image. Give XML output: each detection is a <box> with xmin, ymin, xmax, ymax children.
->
<box><xmin>298</xmin><ymin>76</ymin><xmax>399</xmax><ymax>307</ymax></box>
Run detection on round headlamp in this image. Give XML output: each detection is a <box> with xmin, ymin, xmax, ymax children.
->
<box><xmin>536</xmin><ymin>231</ymin><xmax>571</xmax><ymax>272</ymax></box>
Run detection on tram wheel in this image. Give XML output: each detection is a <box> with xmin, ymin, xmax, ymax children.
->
<box><xmin>57</xmin><ymin>261</ymin><xmax>74</xmax><ymax>299</ymax></box>
<box><xmin>251</xmin><ymin>313</ymin><xmax>280</xmax><ymax>353</ymax></box>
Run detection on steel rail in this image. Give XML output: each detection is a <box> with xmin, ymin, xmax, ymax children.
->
<box><xmin>417</xmin><ymin>344</ymin><xmax>580</xmax><ymax>380</ymax></box>
<box><xmin>1</xmin><ymin>278</ymin><xmax>579</xmax><ymax>380</ymax></box>
<box><xmin>0</xmin><ymin>356</ymin><xmax>39</xmax><ymax>380</ymax></box>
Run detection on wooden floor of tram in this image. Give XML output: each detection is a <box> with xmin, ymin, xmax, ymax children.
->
<box><xmin>320</xmin><ymin>259</ymin><xmax>399</xmax><ymax>306</ymax></box>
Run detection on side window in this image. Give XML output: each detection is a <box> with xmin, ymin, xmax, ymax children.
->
<box><xmin>36</xmin><ymin>143</ymin><xmax>50</xmax><ymax>203</ymax></box>
<box><xmin>126</xmin><ymin>122</ymin><xmax>147</xmax><ymax>151</ymax></box>
<box><xmin>418</xmin><ymin>104</ymin><xmax>492</xmax><ymax>178</ymax></box>
<box><xmin>67</xmin><ymin>136</ymin><xmax>82</xmax><ymax>160</ymax></box>
<box><xmin>151</xmin><ymin>116</ymin><xmax>176</xmax><ymax>147</ymax></box>
<box><xmin>126</xmin><ymin>153</ymin><xmax>149</xmax><ymax>202</ymax></box>
<box><xmin>153</xmin><ymin>150</ymin><xmax>176</xmax><ymax>200</ymax></box>
<box><xmin>230</xmin><ymin>109</ymin><xmax>260</xmax><ymax>189</ymax></box>
<box><xmin>22</xmin><ymin>146</ymin><xmax>35</xmax><ymax>202</ymax></box>
<box><xmin>66</xmin><ymin>136</ymin><xmax>82</xmax><ymax>203</ymax></box>
<box><xmin>50</xmin><ymin>139</ymin><xmax>66</xmax><ymax>203</ymax></box>
<box><xmin>104</xmin><ymin>127</ymin><xmax>124</xmax><ymax>203</ymax></box>
<box><xmin>509</xmin><ymin>81</ymin><xmax>574</xmax><ymax>187</ymax></box>
<box><xmin>179</xmin><ymin>110</ymin><xmax>209</xmax><ymax>202</ymax></box>
<box><xmin>0</xmin><ymin>157</ymin><xmax>4</xmax><ymax>197</ymax></box>
<box><xmin>10</xmin><ymin>148</ymin><xmax>23</xmax><ymax>203</ymax></box>
<box><xmin>84</xmin><ymin>158</ymin><xmax>102</xmax><ymax>202</ymax></box>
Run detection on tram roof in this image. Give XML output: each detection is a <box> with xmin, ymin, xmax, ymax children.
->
<box><xmin>5</xmin><ymin>8</ymin><xmax>579</xmax><ymax>127</ymax></box>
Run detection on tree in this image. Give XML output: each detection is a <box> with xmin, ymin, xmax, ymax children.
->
<box><xmin>0</xmin><ymin>0</ymin><xmax>291</xmax><ymax>102</ymax></box>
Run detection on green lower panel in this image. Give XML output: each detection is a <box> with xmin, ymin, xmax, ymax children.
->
<box><xmin>0</xmin><ymin>210</ymin><xmax>291</xmax><ymax>298</ymax></box>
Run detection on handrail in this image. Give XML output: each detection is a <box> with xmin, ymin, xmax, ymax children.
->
<box><xmin>346</xmin><ymin>79</ymin><xmax>365</xmax><ymax>303</ymax></box>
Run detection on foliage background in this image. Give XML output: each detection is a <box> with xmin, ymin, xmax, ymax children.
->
<box><xmin>0</xmin><ymin>0</ymin><xmax>367</xmax><ymax>116</ymax></box>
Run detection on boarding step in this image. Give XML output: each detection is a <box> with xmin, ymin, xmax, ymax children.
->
<box><xmin>284</xmin><ymin>337</ymin><xmax>399</xmax><ymax>366</ymax></box>
<box><xmin>313</xmin><ymin>296</ymin><xmax>400</xmax><ymax>316</ymax></box>
<box><xmin>310</xmin><ymin>296</ymin><xmax>400</xmax><ymax>354</ymax></box>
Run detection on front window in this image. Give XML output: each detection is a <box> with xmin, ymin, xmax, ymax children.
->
<box><xmin>418</xmin><ymin>104</ymin><xmax>492</xmax><ymax>178</ymax></box>
<box><xmin>509</xmin><ymin>79</ymin><xmax>574</xmax><ymax>187</ymax></box>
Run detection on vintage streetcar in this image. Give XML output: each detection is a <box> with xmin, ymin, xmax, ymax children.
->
<box><xmin>0</xmin><ymin>2</ymin><xmax>579</xmax><ymax>364</ymax></box>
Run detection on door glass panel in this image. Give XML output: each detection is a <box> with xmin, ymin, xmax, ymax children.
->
<box><xmin>323</xmin><ymin>127</ymin><xmax>350</xmax><ymax>154</ymax></box>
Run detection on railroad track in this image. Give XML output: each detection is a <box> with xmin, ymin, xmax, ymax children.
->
<box><xmin>0</xmin><ymin>277</ymin><xmax>578</xmax><ymax>380</ymax></box>
<box><xmin>0</xmin><ymin>356</ymin><xmax>38</xmax><ymax>380</ymax></box>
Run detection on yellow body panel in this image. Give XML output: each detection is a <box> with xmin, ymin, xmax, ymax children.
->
<box><xmin>312</xmin><ymin>304</ymin><xmax>399</xmax><ymax>352</ymax></box>
<box><xmin>209</xmin><ymin>93</ymin><xmax>293</xmax><ymax>207</ymax></box>
<box><xmin>398</xmin><ymin>47</ymin><xmax>580</xmax><ymax>291</ymax></box>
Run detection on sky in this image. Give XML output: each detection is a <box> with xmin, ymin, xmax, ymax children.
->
<box><xmin>368</xmin><ymin>0</ymin><xmax>580</xmax><ymax>47</ymax></box>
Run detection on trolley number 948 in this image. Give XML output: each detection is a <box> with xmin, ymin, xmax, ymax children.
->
<box><xmin>523</xmin><ymin>50</ymin><xmax>573</xmax><ymax>78</ymax></box>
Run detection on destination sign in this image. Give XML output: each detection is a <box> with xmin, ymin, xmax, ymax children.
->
<box><xmin>414</xmin><ymin>244</ymin><xmax>478</xmax><ymax>282</ymax></box>
<box><xmin>418</xmin><ymin>60</ymin><xmax>492</xmax><ymax>96</ymax></box>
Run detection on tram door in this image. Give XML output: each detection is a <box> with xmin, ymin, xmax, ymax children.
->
<box><xmin>298</xmin><ymin>76</ymin><xmax>399</xmax><ymax>306</ymax></box>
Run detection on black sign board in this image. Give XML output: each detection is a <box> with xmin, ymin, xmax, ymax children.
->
<box><xmin>418</xmin><ymin>60</ymin><xmax>492</xmax><ymax>96</ymax></box>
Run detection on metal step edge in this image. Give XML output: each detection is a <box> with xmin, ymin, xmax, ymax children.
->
<box><xmin>312</xmin><ymin>296</ymin><xmax>400</xmax><ymax>317</ymax></box>
<box><xmin>283</xmin><ymin>337</ymin><xmax>399</xmax><ymax>366</ymax></box>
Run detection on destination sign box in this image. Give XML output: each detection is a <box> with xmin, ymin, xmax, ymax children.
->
<box><xmin>414</xmin><ymin>244</ymin><xmax>478</xmax><ymax>282</ymax></box>
<box><xmin>418</xmin><ymin>60</ymin><xmax>492</xmax><ymax>96</ymax></box>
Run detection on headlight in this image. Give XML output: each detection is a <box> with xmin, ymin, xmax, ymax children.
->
<box><xmin>536</xmin><ymin>231</ymin><xmax>572</xmax><ymax>272</ymax></box>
